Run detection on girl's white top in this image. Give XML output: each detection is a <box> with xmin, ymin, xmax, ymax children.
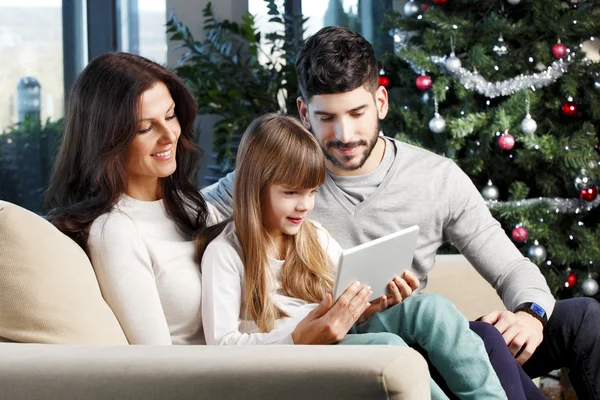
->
<box><xmin>201</xmin><ymin>220</ymin><xmax>342</xmax><ymax>345</ymax></box>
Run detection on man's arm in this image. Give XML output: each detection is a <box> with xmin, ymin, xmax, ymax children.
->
<box><xmin>201</xmin><ymin>171</ymin><xmax>236</xmax><ymax>219</ymax></box>
<box><xmin>443</xmin><ymin>162</ymin><xmax>554</xmax><ymax>363</ymax></box>
<box><xmin>443</xmin><ymin>161</ymin><xmax>556</xmax><ymax>317</ymax></box>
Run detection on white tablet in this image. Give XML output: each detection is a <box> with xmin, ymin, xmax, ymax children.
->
<box><xmin>332</xmin><ymin>225</ymin><xmax>420</xmax><ymax>302</ymax></box>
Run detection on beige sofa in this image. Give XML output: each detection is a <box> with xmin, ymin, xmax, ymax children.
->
<box><xmin>0</xmin><ymin>344</ymin><xmax>431</xmax><ymax>400</ymax></box>
<box><xmin>0</xmin><ymin>201</ymin><xmax>508</xmax><ymax>400</ymax></box>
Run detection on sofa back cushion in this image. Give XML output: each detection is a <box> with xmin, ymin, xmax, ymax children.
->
<box><xmin>424</xmin><ymin>254</ymin><xmax>506</xmax><ymax>320</ymax></box>
<box><xmin>0</xmin><ymin>201</ymin><xmax>127</xmax><ymax>344</ymax></box>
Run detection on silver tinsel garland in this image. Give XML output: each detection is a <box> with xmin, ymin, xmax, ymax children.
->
<box><xmin>416</xmin><ymin>55</ymin><xmax>571</xmax><ymax>99</ymax></box>
<box><xmin>485</xmin><ymin>196</ymin><xmax>600</xmax><ymax>213</ymax></box>
<box><xmin>389</xmin><ymin>29</ymin><xmax>577</xmax><ymax>99</ymax></box>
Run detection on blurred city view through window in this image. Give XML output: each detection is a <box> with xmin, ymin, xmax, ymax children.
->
<box><xmin>119</xmin><ymin>0</ymin><xmax>167</xmax><ymax>66</ymax></box>
<box><xmin>0</xmin><ymin>0</ymin><xmax>64</xmax><ymax>212</ymax></box>
<box><xmin>0</xmin><ymin>0</ymin><xmax>167</xmax><ymax>213</ymax></box>
<box><xmin>0</xmin><ymin>0</ymin><xmax>64</xmax><ymax>132</ymax></box>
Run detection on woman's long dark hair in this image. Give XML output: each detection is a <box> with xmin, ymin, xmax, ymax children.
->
<box><xmin>44</xmin><ymin>52</ymin><xmax>208</xmax><ymax>252</ymax></box>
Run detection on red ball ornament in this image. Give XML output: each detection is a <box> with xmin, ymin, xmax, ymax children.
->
<box><xmin>580</xmin><ymin>186</ymin><xmax>598</xmax><ymax>202</ymax></box>
<box><xmin>416</xmin><ymin>74</ymin><xmax>433</xmax><ymax>91</ymax></box>
<box><xmin>422</xmin><ymin>3</ymin><xmax>430</xmax><ymax>10</ymax></box>
<box><xmin>511</xmin><ymin>226</ymin><xmax>529</xmax><ymax>243</ymax></box>
<box><xmin>567</xmin><ymin>273</ymin><xmax>578</xmax><ymax>287</ymax></box>
<box><xmin>498</xmin><ymin>132</ymin><xmax>515</xmax><ymax>151</ymax></box>
<box><xmin>561</xmin><ymin>101</ymin><xmax>578</xmax><ymax>117</ymax></box>
<box><xmin>552</xmin><ymin>42</ymin><xmax>567</xmax><ymax>59</ymax></box>
<box><xmin>433</xmin><ymin>0</ymin><xmax>448</xmax><ymax>5</ymax></box>
<box><xmin>378</xmin><ymin>75</ymin><xmax>390</xmax><ymax>88</ymax></box>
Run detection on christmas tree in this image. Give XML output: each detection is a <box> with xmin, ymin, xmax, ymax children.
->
<box><xmin>381</xmin><ymin>0</ymin><xmax>600</xmax><ymax>300</ymax></box>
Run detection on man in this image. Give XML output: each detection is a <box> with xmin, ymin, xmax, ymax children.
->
<box><xmin>204</xmin><ymin>26</ymin><xmax>599</xmax><ymax>399</ymax></box>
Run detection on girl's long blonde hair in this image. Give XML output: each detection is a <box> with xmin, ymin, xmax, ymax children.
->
<box><xmin>198</xmin><ymin>113</ymin><xmax>334</xmax><ymax>333</ymax></box>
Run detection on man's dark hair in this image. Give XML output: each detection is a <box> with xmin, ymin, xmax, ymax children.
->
<box><xmin>295</xmin><ymin>26</ymin><xmax>379</xmax><ymax>101</ymax></box>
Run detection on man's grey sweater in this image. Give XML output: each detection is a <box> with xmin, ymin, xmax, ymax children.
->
<box><xmin>203</xmin><ymin>137</ymin><xmax>556</xmax><ymax>317</ymax></box>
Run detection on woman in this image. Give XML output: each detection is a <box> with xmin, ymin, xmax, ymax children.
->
<box><xmin>44</xmin><ymin>52</ymin><xmax>220</xmax><ymax>344</ymax></box>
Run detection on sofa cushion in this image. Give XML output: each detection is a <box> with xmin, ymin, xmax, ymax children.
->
<box><xmin>0</xmin><ymin>201</ymin><xmax>128</xmax><ymax>344</ymax></box>
<box><xmin>424</xmin><ymin>254</ymin><xmax>506</xmax><ymax>320</ymax></box>
<box><xmin>0</xmin><ymin>344</ymin><xmax>430</xmax><ymax>400</ymax></box>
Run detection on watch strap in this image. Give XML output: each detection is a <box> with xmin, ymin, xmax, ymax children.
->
<box><xmin>514</xmin><ymin>302</ymin><xmax>547</xmax><ymax>327</ymax></box>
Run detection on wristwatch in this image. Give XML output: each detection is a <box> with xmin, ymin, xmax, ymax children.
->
<box><xmin>514</xmin><ymin>302</ymin><xmax>547</xmax><ymax>327</ymax></box>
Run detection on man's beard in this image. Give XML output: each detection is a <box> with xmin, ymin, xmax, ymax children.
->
<box><xmin>320</xmin><ymin>119</ymin><xmax>380</xmax><ymax>171</ymax></box>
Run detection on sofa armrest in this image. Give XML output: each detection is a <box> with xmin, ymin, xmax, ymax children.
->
<box><xmin>0</xmin><ymin>344</ymin><xmax>430</xmax><ymax>400</ymax></box>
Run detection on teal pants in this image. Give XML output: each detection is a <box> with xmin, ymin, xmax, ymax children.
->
<box><xmin>339</xmin><ymin>294</ymin><xmax>507</xmax><ymax>400</ymax></box>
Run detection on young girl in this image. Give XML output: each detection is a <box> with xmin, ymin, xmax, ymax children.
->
<box><xmin>198</xmin><ymin>113</ymin><xmax>507</xmax><ymax>400</ymax></box>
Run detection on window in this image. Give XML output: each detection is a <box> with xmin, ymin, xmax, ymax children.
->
<box><xmin>0</xmin><ymin>0</ymin><xmax>64</xmax><ymax>213</ymax></box>
<box><xmin>0</xmin><ymin>0</ymin><xmax>64</xmax><ymax>130</ymax></box>
<box><xmin>299</xmin><ymin>0</ymin><xmax>396</xmax><ymax>56</ymax></box>
<box><xmin>0</xmin><ymin>0</ymin><xmax>170</xmax><ymax>213</ymax></box>
<box><xmin>302</xmin><ymin>0</ymin><xmax>359</xmax><ymax>38</ymax></box>
<box><xmin>248</xmin><ymin>0</ymin><xmax>286</xmax><ymax>66</ymax></box>
<box><xmin>118</xmin><ymin>0</ymin><xmax>167</xmax><ymax>65</ymax></box>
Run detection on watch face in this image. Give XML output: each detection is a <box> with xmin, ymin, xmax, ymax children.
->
<box><xmin>531</xmin><ymin>303</ymin><xmax>546</xmax><ymax>317</ymax></box>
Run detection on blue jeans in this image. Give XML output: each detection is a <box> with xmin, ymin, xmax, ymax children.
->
<box><xmin>472</xmin><ymin>322</ymin><xmax>545</xmax><ymax>400</ymax></box>
<box><xmin>346</xmin><ymin>294</ymin><xmax>507</xmax><ymax>400</ymax></box>
<box><xmin>418</xmin><ymin>298</ymin><xmax>600</xmax><ymax>400</ymax></box>
<box><xmin>417</xmin><ymin>322</ymin><xmax>545</xmax><ymax>400</ymax></box>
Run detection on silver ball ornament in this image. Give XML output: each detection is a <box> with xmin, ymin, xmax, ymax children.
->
<box><xmin>594</xmin><ymin>80</ymin><xmax>600</xmax><ymax>90</ymax></box>
<box><xmin>481</xmin><ymin>180</ymin><xmax>500</xmax><ymax>201</ymax></box>
<box><xmin>582</xmin><ymin>277</ymin><xmax>599</xmax><ymax>296</ymax></box>
<box><xmin>403</xmin><ymin>1</ymin><xmax>420</xmax><ymax>17</ymax></box>
<box><xmin>527</xmin><ymin>243</ymin><xmax>547</xmax><ymax>264</ymax></box>
<box><xmin>445</xmin><ymin>52</ymin><xmax>462</xmax><ymax>73</ymax></box>
<box><xmin>574</xmin><ymin>170</ymin><xmax>592</xmax><ymax>190</ymax></box>
<box><xmin>429</xmin><ymin>113</ymin><xmax>446</xmax><ymax>134</ymax></box>
<box><xmin>493</xmin><ymin>35</ymin><xmax>509</xmax><ymax>56</ymax></box>
<box><xmin>506</xmin><ymin>0</ymin><xmax>521</xmax><ymax>4</ymax></box>
<box><xmin>520</xmin><ymin>113</ymin><xmax>537</xmax><ymax>135</ymax></box>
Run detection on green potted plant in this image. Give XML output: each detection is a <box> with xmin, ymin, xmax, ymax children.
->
<box><xmin>0</xmin><ymin>117</ymin><xmax>62</xmax><ymax>213</ymax></box>
<box><xmin>166</xmin><ymin>0</ymin><xmax>306</xmax><ymax>180</ymax></box>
